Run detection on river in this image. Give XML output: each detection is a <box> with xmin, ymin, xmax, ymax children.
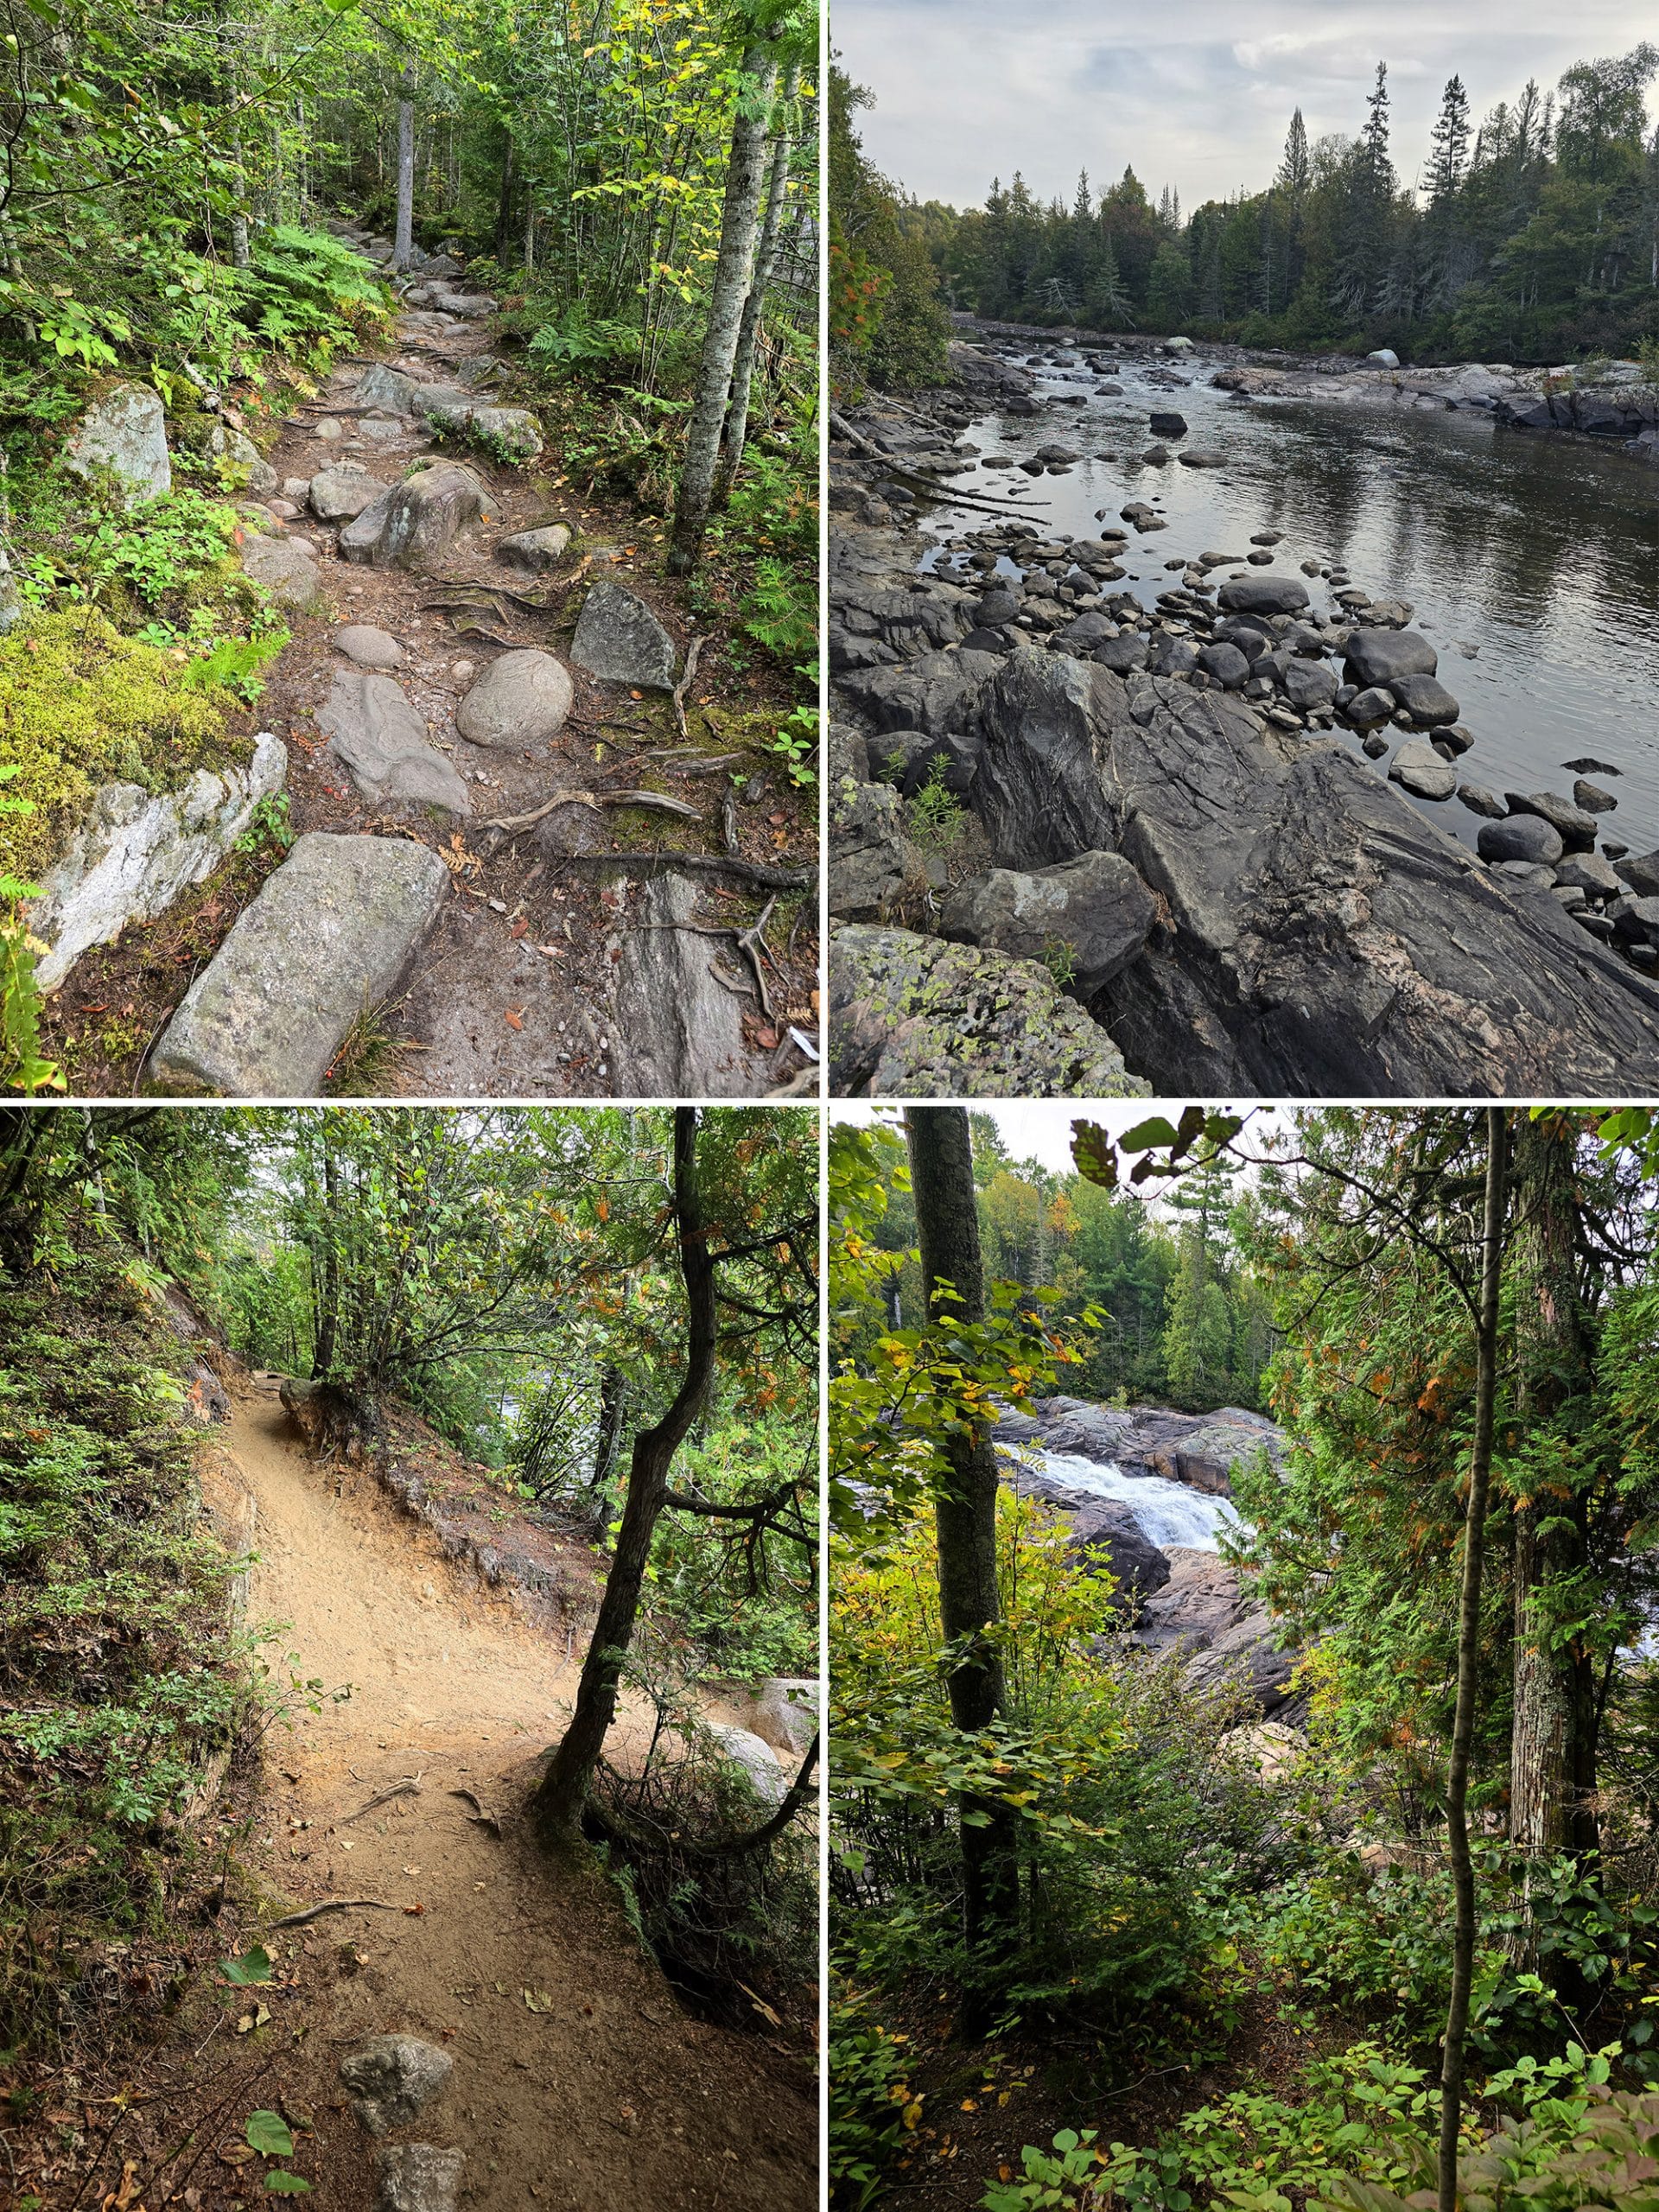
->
<box><xmin>917</xmin><ymin>345</ymin><xmax>1659</xmax><ymax>859</ymax></box>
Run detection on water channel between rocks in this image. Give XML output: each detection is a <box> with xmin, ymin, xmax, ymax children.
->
<box><xmin>918</xmin><ymin>349</ymin><xmax>1659</xmax><ymax>858</ymax></box>
<box><xmin>1034</xmin><ymin>1448</ymin><xmax>1245</xmax><ymax>1552</ymax></box>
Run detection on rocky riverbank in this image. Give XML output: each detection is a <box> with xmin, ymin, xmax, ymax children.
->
<box><xmin>994</xmin><ymin>1395</ymin><xmax>1300</xmax><ymax>1717</ymax></box>
<box><xmin>952</xmin><ymin>315</ymin><xmax>1659</xmax><ymax>460</ymax></box>
<box><xmin>828</xmin><ymin>336</ymin><xmax>1659</xmax><ymax>1096</ymax></box>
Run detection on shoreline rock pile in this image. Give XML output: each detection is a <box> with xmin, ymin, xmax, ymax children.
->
<box><xmin>828</xmin><ymin>356</ymin><xmax>1659</xmax><ymax>1096</ymax></box>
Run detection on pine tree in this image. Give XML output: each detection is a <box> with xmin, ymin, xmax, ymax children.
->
<box><xmin>1427</xmin><ymin>74</ymin><xmax>1471</xmax><ymax>204</ymax></box>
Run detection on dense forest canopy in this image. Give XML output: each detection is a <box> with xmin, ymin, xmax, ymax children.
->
<box><xmin>830</xmin><ymin>1106</ymin><xmax>1659</xmax><ymax>2212</ymax></box>
<box><xmin>837</xmin><ymin>1109</ymin><xmax>1273</xmax><ymax>1414</ymax></box>
<box><xmin>833</xmin><ymin>44</ymin><xmax>1659</xmax><ymax>377</ymax></box>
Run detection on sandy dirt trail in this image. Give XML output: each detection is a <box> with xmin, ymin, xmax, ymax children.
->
<box><xmin>203</xmin><ymin>1383</ymin><xmax>814</xmax><ymax>2212</ymax></box>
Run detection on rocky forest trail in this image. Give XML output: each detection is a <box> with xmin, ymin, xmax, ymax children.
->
<box><xmin>47</xmin><ymin>231</ymin><xmax>819</xmax><ymax>1101</ymax></box>
<box><xmin>144</xmin><ymin>1377</ymin><xmax>817</xmax><ymax>2212</ymax></box>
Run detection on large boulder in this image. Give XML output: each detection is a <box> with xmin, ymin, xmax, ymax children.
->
<box><xmin>239</xmin><ymin>532</ymin><xmax>323</xmax><ymax>612</ymax></box>
<box><xmin>1343</xmin><ymin>628</ymin><xmax>1437</xmax><ymax>687</ymax></box>
<box><xmin>454</xmin><ymin>650</ymin><xmax>574</xmax><ymax>748</ymax></box>
<box><xmin>315</xmin><ymin>668</ymin><xmax>469</xmax><ymax>814</ymax></box>
<box><xmin>1215</xmin><ymin>576</ymin><xmax>1308</xmax><ymax>617</ymax></box>
<box><xmin>702</xmin><ymin>1723</ymin><xmax>787</xmax><ymax>1808</ymax></box>
<box><xmin>27</xmin><ymin>737</ymin><xmax>287</xmax><ymax>992</ymax></box>
<box><xmin>957</xmin><ymin>648</ymin><xmax>1659</xmax><ymax>1095</ymax></box>
<box><xmin>66</xmin><ymin>384</ymin><xmax>171</xmax><ymax>505</ymax></box>
<box><xmin>569</xmin><ymin>581</ymin><xmax>677</xmax><ymax>689</ymax></box>
<box><xmin>604</xmin><ymin>871</ymin><xmax>776</xmax><ymax>1097</ymax></box>
<box><xmin>728</xmin><ymin>1678</ymin><xmax>818</xmax><ymax>1759</ymax></box>
<box><xmin>830</xmin><ymin>775</ymin><xmax>918</xmax><ymax>920</ymax></box>
<box><xmin>1389</xmin><ymin>672</ymin><xmax>1461</xmax><ymax>726</ymax></box>
<box><xmin>1389</xmin><ymin>736</ymin><xmax>1457</xmax><ymax>799</ymax></box>
<box><xmin>149</xmin><ymin>833</ymin><xmax>450</xmax><ymax>1096</ymax></box>
<box><xmin>1477</xmin><ymin>814</ymin><xmax>1563</xmax><ymax>867</ymax></box>
<box><xmin>1059</xmin><ymin>1498</ymin><xmax>1172</xmax><ymax>1604</ymax></box>
<box><xmin>309</xmin><ymin>463</ymin><xmax>391</xmax><ymax>522</ymax></box>
<box><xmin>339</xmin><ymin>462</ymin><xmax>493</xmax><ymax>570</ymax></box>
<box><xmin>938</xmin><ymin>849</ymin><xmax>1156</xmax><ymax>995</ymax></box>
<box><xmin>837</xmin><ymin>647</ymin><xmax>1005</xmax><ymax>736</ymax></box>
<box><xmin>830</xmin><ymin>923</ymin><xmax>1149</xmax><ymax>1097</ymax></box>
<box><xmin>1504</xmin><ymin>790</ymin><xmax>1598</xmax><ymax>853</ymax></box>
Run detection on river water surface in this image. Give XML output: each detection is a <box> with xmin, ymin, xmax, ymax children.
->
<box><xmin>918</xmin><ymin>348</ymin><xmax>1659</xmax><ymax>857</ymax></box>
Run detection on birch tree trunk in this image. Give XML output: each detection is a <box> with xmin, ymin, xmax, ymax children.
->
<box><xmin>666</xmin><ymin>39</ymin><xmax>779</xmax><ymax>575</ymax></box>
<box><xmin>534</xmin><ymin>1109</ymin><xmax>714</xmax><ymax>1846</ymax></box>
<box><xmin>904</xmin><ymin>1105</ymin><xmax>1020</xmax><ymax>2037</ymax></box>
<box><xmin>394</xmin><ymin>62</ymin><xmax>416</xmax><ymax>271</ymax></box>
<box><xmin>1437</xmin><ymin>1106</ymin><xmax>1508</xmax><ymax>2212</ymax></box>
<box><xmin>711</xmin><ymin>62</ymin><xmax>799</xmax><ymax>511</ymax></box>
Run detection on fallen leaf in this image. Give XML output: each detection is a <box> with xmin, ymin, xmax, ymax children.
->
<box><xmin>403</xmin><ymin>1903</ymin><xmax>425</xmax><ymax>1917</ymax></box>
<box><xmin>219</xmin><ymin>2144</ymin><xmax>257</xmax><ymax>2168</ymax></box>
<box><xmin>503</xmin><ymin>1008</ymin><xmax>524</xmax><ymax>1031</ymax></box>
<box><xmin>510</xmin><ymin>919</ymin><xmax>529</xmax><ymax>938</ymax></box>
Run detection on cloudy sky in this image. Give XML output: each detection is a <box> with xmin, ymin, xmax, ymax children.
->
<box><xmin>832</xmin><ymin>0</ymin><xmax>1659</xmax><ymax>213</ymax></box>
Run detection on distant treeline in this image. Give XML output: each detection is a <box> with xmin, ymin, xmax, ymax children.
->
<box><xmin>830</xmin><ymin>46</ymin><xmax>1659</xmax><ymax>382</ymax></box>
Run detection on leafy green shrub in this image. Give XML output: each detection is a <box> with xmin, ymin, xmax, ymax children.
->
<box><xmin>830</xmin><ymin>1983</ymin><xmax>924</xmax><ymax>2210</ymax></box>
<box><xmin>0</xmin><ymin>763</ymin><xmax>62</xmax><ymax>1093</ymax></box>
<box><xmin>0</xmin><ymin>1245</ymin><xmax>239</xmax><ymax>2051</ymax></box>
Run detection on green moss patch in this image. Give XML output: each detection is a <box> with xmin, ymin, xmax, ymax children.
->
<box><xmin>0</xmin><ymin>609</ymin><xmax>252</xmax><ymax>885</ymax></box>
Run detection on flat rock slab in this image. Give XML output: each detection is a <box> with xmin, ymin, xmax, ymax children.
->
<box><xmin>570</xmin><ymin>579</ymin><xmax>677</xmax><ymax>689</ymax></box>
<box><xmin>455</xmin><ymin>649</ymin><xmax>574</xmax><ymax>748</ymax></box>
<box><xmin>341</xmin><ymin>2034</ymin><xmax>454</xmax><ymax>2137</ymax></box>
<box><xmin>376</xmin><ymin>2145</ymin><xmax>465</xmax><ymax>2212</ymax></box>
<box><xmin>240</xmin><ymin>533</ymin><xmax>324</xmax><ymax>612</ymax></box>
<box><xmin>830</xmin><ymin>922</ymin><xmax>1149</xmax><ymax>1097</ymax></box>
<box><xmin>605</xmin><ymin>873</ymin><xmax>773</xmax><ymax>1096</ymax></box>
<box><xmin>315</xmin><ymin>668</ymin><xmax>469</xmax><ymax>814</ymax></box>
<box><xmin>310</xmin><ymin>464</ymin><xmax>390</xmax><ymax>522</ymax></box>
<box><xmin>149</xmin><ymin>833</ymin><xmax>450</xmax><ymax>1096</ymax></box>
<box><xmin>963</xmin><ymin>650</ymin><xmax>1659</xmax><ymax>1095</ymax></box>
<box><xmin>334</xmin><ymin>623</ymin><xmax>406</xmax><ymax>670</ymax></box>
<box><xmin>340</xmin><ymin>463</ymin><xmax>493</xmax><ymax>571</ymax></box>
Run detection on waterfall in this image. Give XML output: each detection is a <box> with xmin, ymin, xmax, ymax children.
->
<box><xmin>1035</xmin><ymin>1449</ymin><xmax>1247</xmax><ymax>1553</ymax></box>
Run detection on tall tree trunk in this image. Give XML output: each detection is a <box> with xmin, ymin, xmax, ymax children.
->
<box><xmin>534</xmin><ymin>1109</ymin><xmax>714</xmax><ymax>1846</ymax></box>
<box><xmin>588</xmin><ymin>1364</ymin><xmax>627</xmax><ymax>1517</ymax></box>
<box><xmin>493</xmin><ymin>136</ymin><xmax>516</xmax><ymax>264</ymax></box>
<box><xmin>1438</xmin><ymin>1106</ymin><xmax>1508</xmax><ymax>2212</ymax></box>
<box><xmin>312</xmin><ymin>1145</ymin><xmax>340</xmax><ymax>1381</ymax></box>
<box><xmin>1508</xmin><ymin>1110</ymin><xmax>1599</xmax><ymax>1949</ymax></box>
<box><xmin>711</xmin><ymin>62</ymin><xmax>799</xmax><ymax>510</ymax></box>
<box><xmin>394</xmin><ymin>63</ymin><xmax>416</xmax><ymax>271</ymax></box>
<box><xmin>666</xmin><ymin>40</ymin><xmax>779</xmax><ymax>575</ymax></box>
<box><xmin>904</xmin><ymin>1106</ymin><xmax>1019</xmax><ymax>2037</ymax></box>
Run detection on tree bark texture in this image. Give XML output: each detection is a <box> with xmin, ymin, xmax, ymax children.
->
<box><xmin>535</xmin><ymin>1109</ymin><xmax>714</xmax><ymax>1845</ymax></box>
<box><xmin>666</xmin><ymin>41</ymin><xmax>779</xmax><ymax>575</ymax></box>
<box><xmin>711</xmin><ymin>62</ymin><xmax>799</xmax><ymax>510</ymax></box>
<box><xmin>904</xmin><ymin>1106</ymin><xmax>1019</xmax><ymax>2032</ymax></box>
<box><xmin>1437</xmin><ymin>1106</ymin><xmax>1508</xmax><ymax>2212</ymax></box>
<box><xmin>394</xmin><ymin>66</ymin><xmax>416</xmax><ymax>271</ymax></box>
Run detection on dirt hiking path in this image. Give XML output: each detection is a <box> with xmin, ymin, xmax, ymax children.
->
<box><xmin>181</xmin><ymin>1382</ymin><xmax>815</xmax><ymax>2212</ymax></box>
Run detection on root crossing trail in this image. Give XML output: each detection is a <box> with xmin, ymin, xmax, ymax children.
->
<box><xmin>194</xmin><ymin>1383</ymin><xmax>814</xmax><ymax>2212</ymax></box>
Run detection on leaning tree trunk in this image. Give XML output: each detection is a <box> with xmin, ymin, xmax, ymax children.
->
<box><xmin>534</xmin><ymin>1109</ymin><xmax>715</xmax><ymax>1846</ymax></box>
<box><xmin>666</xmin><ymin>40</ymin><xmax>779</xmax><ymax>575</ymax></box>
<box><xmin>1438</xmin><ymin>1105</ymin><xmax>1508</xmax><ymax>2212</ymax></box>
<box><xmin>904</xmin><ymin>1106</ymin><xmax>1020</xmax><ymax>2038</ymax></box>
<box><xmin>393</xmin><ymin>63</ymin><xmax>416</xmax><ymax>271</ymax></box>
<box><xmin>1507</xmin><ymin>1109</ymin><xmax>1600</xmax><ymax>1956</ymax></box>
<box><xmin>711</xmin><ymin>62</ymin><xmax>799</xmax><ymax>511</ymax></box>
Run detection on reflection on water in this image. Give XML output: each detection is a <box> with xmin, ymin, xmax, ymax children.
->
<box><xmin>1035</xmin><ymin>1448</ymin><xmax>1244</xmax><ymax>1552</ymax></box>
<box><xmin>921</xmin><ymin>353</ymin><xmax>1659</xmax><ymax>855</ymax></box>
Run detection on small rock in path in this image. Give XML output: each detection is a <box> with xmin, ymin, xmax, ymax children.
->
<box><xmin>341</xmin><ymin>2034</ymin><xmax>454</xmax><ymax>2137</ymax></box>
<box><xmin>570</xmin><ymin>579</ymin><xmax>678</xmax><ymax>690</ymax></box>
<box><xmin>376</xmin><ymin>2144</ymin><xmax>465</xmax><ymax>2212</ymax></box>
<box><xmin>494</xmin><ymin>525</ymin><xmax>571</xmax><ymax>575</ymax></box>
<box><xmin>334</xmin><ymin>624</ymin><xmax>406</xmax><ymax>671</ymax></box>
<box><xmin>316</xmin><ymin>668</ymin><xmax>470</xmax><ymax>814</ymax></box>
<box><xmin>455</xmin><ymin>649</ymin><xmax>575</xmax><ymax>747</ymax></box>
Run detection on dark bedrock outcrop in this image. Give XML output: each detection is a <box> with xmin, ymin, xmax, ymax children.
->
<box><xmin>952</xmin><ymin>646</ymin><xmax>1659</xmax><ymax>1096</ymax></box>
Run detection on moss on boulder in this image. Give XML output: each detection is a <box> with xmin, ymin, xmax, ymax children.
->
<box><xmin>0</xmin><ymin>609</ymin><xmax>251</xmax><ymax>883</ymax></box>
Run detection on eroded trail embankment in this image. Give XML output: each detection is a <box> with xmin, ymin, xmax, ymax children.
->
<box><xmin>180</xmin><ymin>1383</ymin><xmax>814</xmax><ymax>2212</ymax></box>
